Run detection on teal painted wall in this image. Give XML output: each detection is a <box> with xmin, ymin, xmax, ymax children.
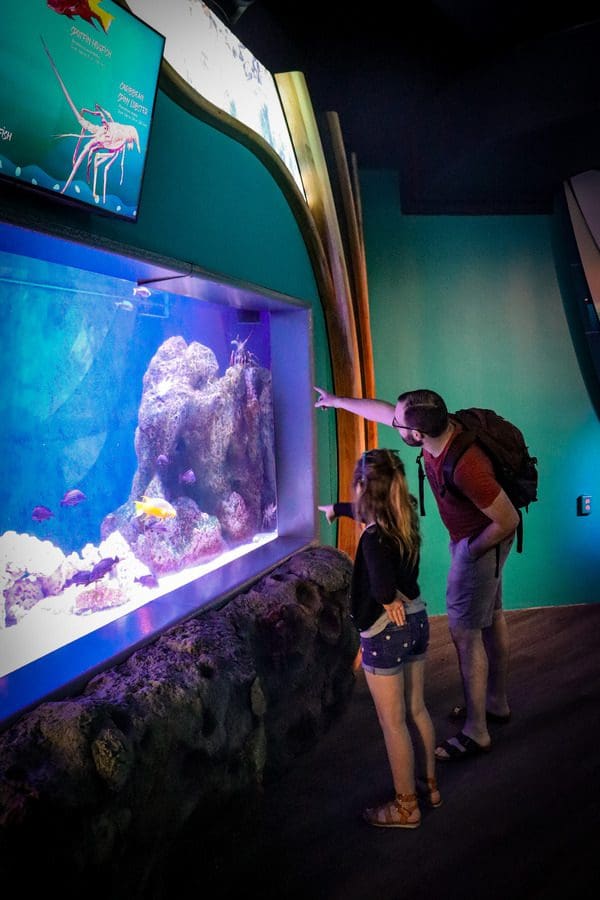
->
<box><xmin>95</xmin><ymin>93</ymin><xmax>318</xmax><ymax>297</ymax></box>
<box><xmin>353</xmin><ymin>169</ymin><xmax>599</xmax><ymax>614</ymax></box>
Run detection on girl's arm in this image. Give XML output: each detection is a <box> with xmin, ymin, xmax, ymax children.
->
<box><xmin>318</xmin><ymin>502</ymin><xmax>354</xmax><ymax>523</ymax></box>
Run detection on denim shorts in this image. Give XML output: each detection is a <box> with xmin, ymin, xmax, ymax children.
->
<box><xmin>360</xmin><ymin>609</ymin><xmax>429</xmax><ymax>676</ymax></box>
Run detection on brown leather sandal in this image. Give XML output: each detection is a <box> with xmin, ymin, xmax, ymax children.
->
<box><xmin>363</xmin><ymin>792</ymin><xmax>421</xmax><ymax>829</ymax></box>
<box><xmin>417</xmin><ymin>776</ymin><xmax>443</xmax><ymax>808</ymax></box>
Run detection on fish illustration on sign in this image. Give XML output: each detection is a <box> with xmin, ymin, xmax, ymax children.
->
<box><xmin>32</xmin><ymin>505</ymin><xmax>54</xmax><ymax>522</ymax></box>
<box><xmin>134</xmin><ymin>496</ymin><xmax>177</xmax><ymax>519</ymax></box>
<box><xmin>46</xmin><ymin>0</ymin><xmax>115</xmax><ymax>33</ymax></box>
<box><xmin>60</xmin><ymin>489</ymin><xmax>87</xmax><ymax>507</ymax></box>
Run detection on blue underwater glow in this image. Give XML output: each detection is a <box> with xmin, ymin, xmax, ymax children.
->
<box><xmin>1</xmin><ymin>248</ymin><xmax>272</xmax><ymax>554</ymax></box>
<box><xmin>0</xmin><ymin>224</ymin><xmax>316</xmax><ymax>726</ymax></box>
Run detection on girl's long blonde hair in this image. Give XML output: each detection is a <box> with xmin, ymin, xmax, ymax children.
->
<box><xmin>352</xmin><ymin>448</ymin><xmax>420</xmax><ymax>564</ymax></box>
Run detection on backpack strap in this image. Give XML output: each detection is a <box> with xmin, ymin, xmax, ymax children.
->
<box><xmin>495</xmin><ymin>511</ymin><xmax>523</xmax><ymax>576</ymax></box>
<box><xmin>416</xmin><ymin>451</ymin><xmax>427</xmax><ymax>516</ymax></box>
<box><xmin>417</xmin><ymin>429</ymin><xmax>478</xmax><ymax>513</ymax></box>
<box><xmin>442</xmin><ymin>427</ymin><xmax>478</xmax><ymax>496</ymax></box>
<box><xmin>515</xmin><ymin>509</ymin><xmax>523</xmax><ymax>553</ymax></box>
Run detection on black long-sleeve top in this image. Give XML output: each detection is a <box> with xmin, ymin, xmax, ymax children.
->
<box><xmin>333</xmin><ymin>503</ymin><xmax>421</xmax><ymax>631</ymax></box>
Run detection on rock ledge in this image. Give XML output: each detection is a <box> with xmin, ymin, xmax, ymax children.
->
<box><xmin>0</xmin><ymin>546</ymin><xmax>357</xmax><ymax>897</ymax></box>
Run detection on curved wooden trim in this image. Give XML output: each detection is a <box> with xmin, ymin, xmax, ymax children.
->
<box><xmin>274</xmin><ymin>72</ymin><xmax>367</xmax><ymax>556</ymax></box>
<box><xmin>323</xmin><ymin>113</ymin><xmax>378</xmax><ymax>450</ymax></box>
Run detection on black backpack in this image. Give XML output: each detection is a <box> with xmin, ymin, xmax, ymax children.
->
<box><xmin>417</xmin><ymin>407</ymin><xmax>538</xmax><ymax>553</ymax></box>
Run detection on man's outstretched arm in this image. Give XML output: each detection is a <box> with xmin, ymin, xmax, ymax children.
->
<box><xmin>314</xmin><ymin>386</ymin><xmax>396</xmax><ymax>426</ymax></box>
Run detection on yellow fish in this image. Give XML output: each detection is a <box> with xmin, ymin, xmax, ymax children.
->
<box><xmin>89</xmin><ymin>0</ymin><xmax>115</xmax><ymax>33</ymax></box>
<box><xmin>134</xmin><ymin>496</ymin><xmax>177</xmax><ymax>519</ymax></box>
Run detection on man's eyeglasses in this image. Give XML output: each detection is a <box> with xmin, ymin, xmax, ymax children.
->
<box><xmin>391</xmin><ymin>415</ymin><xmax>414</xmax><ymax>431</ymax></box>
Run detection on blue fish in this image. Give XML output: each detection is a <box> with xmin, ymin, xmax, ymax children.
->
<box><xmin>64</xmin><ymin>556</ymin><xmax>119</xmax><ymax>589</ymax></box>
<box><xmin>179</xmin><ymin>468</ymin><xmax>196</xmax><ymax>485</ymax></box>
<box><xmin>88</xmin><ymin>556</ymin><xmax>119</xmax><ymax>582</ymax></box>
<box><xmin>60</xmin><ymin>489</ymin><xmax>86</xmax><ymax>507</ymax></box>
<box><xmin>32</xmin><ymin>505</ymin><xmax>53</xmax><ymax>522</ymax></box>
<box><xmin>135</xmin><ymin>573</ymin><xmax>159</xmax><ymax>588</ymax></box>
<box><xmin>64</xmin><ymin>570</ymin><xmax>92</xmax><ymax>588</ymax></box>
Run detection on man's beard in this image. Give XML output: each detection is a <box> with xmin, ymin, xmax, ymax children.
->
<box><xmin>401</xmin><ymin>433</ymin><xmax>423</xmax><ymax>448</ymax></box>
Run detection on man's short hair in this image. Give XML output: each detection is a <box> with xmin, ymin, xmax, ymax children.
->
<box><xmin>397</xmin><ymin>389</ymin><xmax>448</xmax><ymax>437</ymax></box>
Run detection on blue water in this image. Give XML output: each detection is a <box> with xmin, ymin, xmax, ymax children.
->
<box><xmin>1</xmin><ymin>248</ymin><xmax>272</xmax><ymax>554</ymax></box>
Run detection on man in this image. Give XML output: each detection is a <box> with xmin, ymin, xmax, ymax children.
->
<box><xmin>314</xmin><ymin>386</ymin><xmax>519</xmax><ymax>760</ymax></box>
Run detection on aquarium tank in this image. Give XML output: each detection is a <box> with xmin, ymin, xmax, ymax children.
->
<box><xmin>0</xmin><ymin>222</ymin><xmax>316</xmax><ymax>728</ymax></box>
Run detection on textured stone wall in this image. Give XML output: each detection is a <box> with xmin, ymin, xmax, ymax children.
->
<box><xmin>0</xmin><ymin>546</ymin><xmax>357</xmax><ymax>898</ymax></box>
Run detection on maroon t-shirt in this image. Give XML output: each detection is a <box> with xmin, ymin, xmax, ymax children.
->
<box><xmin>423</xmin><ymin>426</ymin><xmax>501</xmax><ymax>542</ymax></box>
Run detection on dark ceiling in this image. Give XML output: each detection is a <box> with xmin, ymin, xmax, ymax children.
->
<box><xmin>212</xmin><ymin>0</ymin><xmax>600</xmax><ymax>214</ymax></box>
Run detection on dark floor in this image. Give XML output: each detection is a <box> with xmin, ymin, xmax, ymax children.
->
<box><xmin>161</xmin><ymin>604</ymin><xmax>600</xmax><ymax>899</ymax></box>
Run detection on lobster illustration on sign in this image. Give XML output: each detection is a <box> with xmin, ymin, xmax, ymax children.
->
<box><xmin>41</xmin><ymin>37</ymin><xmax>140</xmax><ymax>205</ymax></box>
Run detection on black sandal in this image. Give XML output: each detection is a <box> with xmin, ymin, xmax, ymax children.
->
<box><xmin>435</xmin><ymin>730</ymin><xmax>492</xmax><ymax>762</ymax></box>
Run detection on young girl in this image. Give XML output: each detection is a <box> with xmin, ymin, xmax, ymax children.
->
<box><xmin>319</xmin><ymin>448</ymin><xmax>441</xmax><ymax>828</ymax></box>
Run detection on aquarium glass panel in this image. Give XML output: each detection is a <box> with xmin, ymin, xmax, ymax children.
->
<box><xmin>0</xmin><ymin>224</ymin><xmax>315</xmax><ymax>727</ymax></box>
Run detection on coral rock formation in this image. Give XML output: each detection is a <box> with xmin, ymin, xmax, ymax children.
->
<box><xmin>103</xmin><ymin>335</ymin><xmax>277</xmax><ymax>573</ymax></box>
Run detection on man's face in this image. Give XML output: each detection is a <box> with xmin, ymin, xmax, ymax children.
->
<box><xmin>392</xmin><ymin>401</ymin><xmax>423</xmax><ymax>447</ymax></box>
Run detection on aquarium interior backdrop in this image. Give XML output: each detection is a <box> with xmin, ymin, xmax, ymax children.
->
<box><xmin>0</xmin><ymin>223</ymin><xmax>316</xmax><ymax>726</ymax></box>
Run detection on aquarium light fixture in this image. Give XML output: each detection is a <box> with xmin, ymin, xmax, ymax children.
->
<box><xmin>0</xmin><ymin>275</ymin><xmax>139</xmax><ymax>307</ymax></box>
<box><xmin>133</xmin><ymin>273</ymin><xmax>218</xmax><ymax>307</ymax></box>
<box><xmin>135</xmin><ymin>274</ymin><xmax>191</xmax><ymax>289</ymax></box>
